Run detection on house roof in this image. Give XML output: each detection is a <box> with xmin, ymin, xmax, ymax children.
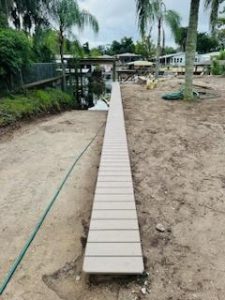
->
<box><xmin>116</xmin><ymin>53</ymin><xmax>140</xmax><ymax>57</ymax></box>
<box><xmin>100</xmin><ymin>54</ymin><xmax>114</xmax><ymax>58</ymax></box>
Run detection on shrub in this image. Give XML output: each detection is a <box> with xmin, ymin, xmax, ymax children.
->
<box><xmin>0</xmin><ymin>12</ymin><xmax>8</xmax><ymax>29</ymax></box>
<box><xmin>0</xmin><ymin>88</ymin><xmax>74</xmax><ymax>127</ymax></box>
<box><xmin>217</xmin><ymin>50</ymin><xmax>225</xmax><ymax>61</ymax></box>
<box><xmin>212</xmin><ymin>60</ymin><xmax>225</xmax><ymax>75</ymax></box>
<box><xmin>0</xmin><ymin>28</ymin><xmax>32</xmax><ymax>89</ymax></box>
<box><xmin>32</xmin><ymin>29</ymin><xmax>57</xmax><ymax>63</ymax></box>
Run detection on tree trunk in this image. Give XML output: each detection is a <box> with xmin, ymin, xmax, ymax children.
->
<box><xmin>59</xmin><ymin>26</ymin><xmax>66</xmax><ymax>91</ymax></box>
<box><xmin>155</xmin><ymin>17</ymin><xmax>162</xmax><ymax>79</ymax></box>
<box><xmin>184</xmin><ymin>0</ymin><xmax>200</xmax><ymax>100</ymax></box>
<box><xmin>162</xmin><ymin>27</ymin><xmax>165</xmax><ymax>56</ymax></box>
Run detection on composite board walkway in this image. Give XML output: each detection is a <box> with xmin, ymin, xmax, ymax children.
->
<box><xmin>83</xmin><ymin>82</ymin><xmax>144</xmax><ymax>274</ymax></box>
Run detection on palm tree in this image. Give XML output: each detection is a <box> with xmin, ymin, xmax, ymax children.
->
<box><xmin>49</xmin><ymin>0</ymin><xmax>99</xmax><ymax>90</ymax></box>
<box><xmin>136</xmin><ymin>0</ymin><xmax>181</xmax><ymax>78</ymax></box>
<box><xmin>184</xmin><ymin>0</ymin><xmax>201</xmax><ymax>100</ymax></box>
<box><xmin>184</xmin><ymin>0</ymin><xmax>221</xmax><ymax>100</ymax></box>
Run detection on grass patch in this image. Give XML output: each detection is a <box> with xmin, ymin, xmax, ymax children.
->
<box><xmin>0</xmin><ymin>88</ymin><xmax>75</xmax><ymax>127</ymax></box>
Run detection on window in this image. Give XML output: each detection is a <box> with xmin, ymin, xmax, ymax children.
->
<box><xmin>180</xmin><ymin>58</ymin><xmax>183</xmax><ymax>63</ymax></box>
<box><xmin>177</xmin><ymin>58</ymin><xmax>179</xmax><ymax>63</ymax></box>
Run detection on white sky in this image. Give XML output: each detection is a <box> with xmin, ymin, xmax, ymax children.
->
<box><xmin>76</xmin><ymin>0</ymin><xmax>211</xmax><ymax>48</ymax></box>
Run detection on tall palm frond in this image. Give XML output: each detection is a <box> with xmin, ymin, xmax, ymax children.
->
<box><xmin>164</xmin><ymin>10</ymin><xmax>181</xmax><ymax>38</ymax></box>
<box><xmin>50</xmin><ymin>0</ymin><xmax>80</xmax><ymax>29</ymax></box>
<box><xmin>205</xmin><ymin>0</ymin><xmax>221</xmax><ymax>33</ymax></box>
<box><xmin>78</xmin><ymin>10</ymin><xmax>99</xmax><ymax>33</ymax></box>
<box><xmin>136</xmin><ymin>0</ymin><xmax>157</xmax><ymax>37</ymax></box>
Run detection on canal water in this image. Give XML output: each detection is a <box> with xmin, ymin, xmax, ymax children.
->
<box><xmin>88</xmin><ymin>76</ymin><xmax>112</xmax><ymax>111</ymax></box>
<box><xmin>89</xmin><ymin>99</ymin><xmax>109</xmax><ymax>111</ymax></box>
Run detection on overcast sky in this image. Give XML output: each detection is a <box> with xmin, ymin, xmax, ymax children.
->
<box><xmin>77</xmin><ymin>0</ymin><xmax>210</xmax><ymax>47</ymax></box>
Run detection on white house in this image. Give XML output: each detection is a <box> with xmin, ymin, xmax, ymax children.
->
<box><xmin>158</xmin><ymin>51</ymin><xmax>220</xmax><ymax>66</ymax></box>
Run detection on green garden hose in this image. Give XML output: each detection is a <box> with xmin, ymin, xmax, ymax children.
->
<box><xmin>0</xmin><ymin>122</ymin><xmax>104</xmax><ymax>295</ymax></box>
<box><xmin>162</xmin><ymin>89</ymin><xmax>200</xmax><ymax>101</ymax></box>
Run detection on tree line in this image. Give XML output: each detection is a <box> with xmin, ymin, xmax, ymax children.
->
<box><xmin>93</xmin><ymin>31</ymin><xmax>222</xmax><ymax>59</ymax></box>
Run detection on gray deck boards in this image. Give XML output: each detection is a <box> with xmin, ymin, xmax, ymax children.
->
<box><xmin>83</xmin><ymin>82</ymin><xmax>144</xmax><ymax>275</ymax></box>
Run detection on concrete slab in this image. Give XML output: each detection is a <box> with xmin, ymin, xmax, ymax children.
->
<box><xmin>93</xmin><ymin>202</ymin><xmax>136</xmax><ymax>210</ymax></box>
<box><xmin>92</xmin><ymin>210</ymin><xmax>137</xmax><ymax>219</ymax></box>
<box><xmin>87</xmin><ymin>230</ymin><xmax>140</xmax><ymax>242</ymax></box>
<box><xmin>95</xmin><ymin>187</ymin><xmax>133</xmax><ymax>194</ymax></box>
<box><xmin>83</xmin><ymin>257</ymin><xmax>144</xmax><ymax>274</ymax></box>
<box><xmin>90</xmin><ymin>219</ymin><xmax>139</xmax><ymax>230</ymax></box>
<box><xmin>96</xmin><ymin>182</ymin><xmax>133</xmax><ymax>188</ymax></box>
<box><xmin>94</xmin><ymin>194</ymin><xmax>135</xmax><ymax>202</ymax></box>
<box><xmin>98</xmin><ymin>176</ymin><xmax>132</xmax><ymax>182</ymax></box>
<box><xmin>85</xmin><ymin>242</ymin><xmax>142</xmax><ymax>256</ymax></box>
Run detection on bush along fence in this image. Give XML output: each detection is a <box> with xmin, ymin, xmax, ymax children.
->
<box><xmin>0</xmin><ymin>88</ymin><xmax>75</xmax><ymax>127</ymax></box>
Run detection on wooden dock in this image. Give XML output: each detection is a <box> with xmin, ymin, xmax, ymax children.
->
<box><xmin>83</xmin><ymin>82</ymin><xmax>144</xmax><ymax>274</ymax></box>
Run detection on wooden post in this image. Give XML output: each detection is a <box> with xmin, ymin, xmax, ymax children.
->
<box><xmin>69</xmin><ymin>65</ymin><xmax>72</xmax><ymax>93</ymax></box>
<box><xmin>75</xmin><ymin>59</ymin><xmax>79</xmax><ymax>104</ymax></box>
<box><xmin>113</xmin><ymin>60</ymin><xmax>116</xmax><ymax>82</ymax></box>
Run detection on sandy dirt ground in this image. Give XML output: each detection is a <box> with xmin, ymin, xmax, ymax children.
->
<box><xmin>122</xmin><ymin>77</ymin><xmax>225</xmax><ymax>300</ymax></box>
<box><xmin>1</xmin><ymin>77</ymin><xmax>225</xmax><ymax>300</ymax></box>
<box><xmin>0</xmin><ymin>111</ymin><xmax>107</xmax><ymax>300</ymax></box>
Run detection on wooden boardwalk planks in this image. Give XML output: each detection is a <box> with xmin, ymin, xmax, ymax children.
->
<box><xmin>83</xmin><ymin>82</ymin><xmax>144</xmax><ymax>274</ymax></box>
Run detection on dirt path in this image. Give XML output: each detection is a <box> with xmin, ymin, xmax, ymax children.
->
<box><xmin>0</xmin><ymin>111</ymin><xmax>107</xmax><ymax>300</ymax></box>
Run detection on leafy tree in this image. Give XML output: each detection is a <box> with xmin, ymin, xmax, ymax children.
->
<box><xmin>197</xmin><ymin>32</ymin><xmax>219</xmax><ymax>53</ymax></box>
<box><xmin>49</xmin><ymin>0</ymin><xmax>99</xmax><ymax>90</ymax></box>
<box><xmin>135</xmin><ymin>35</ymin><xmax>156</xmax><ymax>59</ymax></box>
<box><xmin>108</xmin><ymin>40</ymin><xmax>122</xmax><ymax>55</ymax></box>
<box><xmin>106</xmin><ymin>37</ymin><xmax>136</xmax><ymax>55</ymax></box>
<box><xmin>96</xmin><ymin>45</ymin><xmax>105</xmax><ymax>55</ymax></box>
<box><xmin>162</xmin><ymin>46</ymin><xmax>176</xmax><ymax>55</ymax></box>
<box><xmin>120</xmin><ymin>37</ymin><xmax>135</xmax><ymax>53</ymax></box>
<box><xmin>32</xmin><ymin>28</ymin><xmax>58</xmax><ymax>62</ymax></box>
<box><xmin>136</xmin><ymin>0</ymin><xmax>181</xmax><ymax>78</ymax></box>
<box><xmin>70</xmin><ymin>40</ymin><xmax>84</xmax><ymax>57</ymax></box>
<box><xmin>90</xmin><ymin>47</ymin><xmax>103</xmax><ymax>57</ymax></box>
<box><xmin>176</xmin><ymin>27</ymin><xmax>220</xmax><ymax>53</ymax></box>
<box><xmin>0</xmin><ymin>28</ymin><xmax>32</xmax><ymax>89</ymax></box>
